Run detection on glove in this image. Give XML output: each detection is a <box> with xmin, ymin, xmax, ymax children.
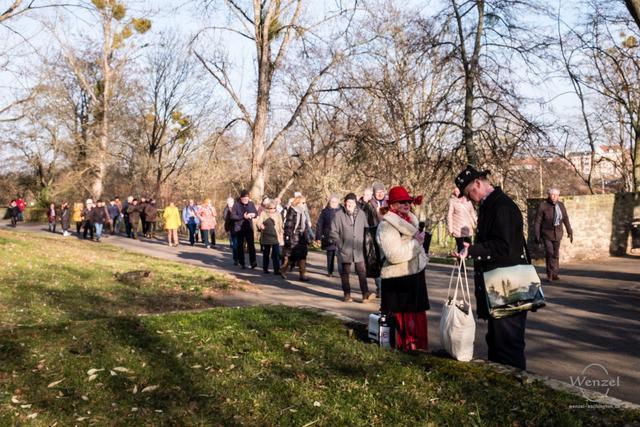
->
<box><xmin>568</xmin><ymin>234</ymin><xmax>573</xmax><ymax>243</ymax></box>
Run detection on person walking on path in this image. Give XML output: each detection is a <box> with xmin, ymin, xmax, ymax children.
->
<box><xmin>139</xmin><ymin>197</ymin><xmax>148</xmax><ymax>237</ymax></box>
<box><xmin>108</xmin><ymin>199</ymin><xmax>121</xmax><ymax>235</ymax></box>
<box><xmin>534</xmin><ymin>187</ymin><xmax>573</xmax><ymax>282</ymax></box>
<box><xmin>60</xmin><ymin>202</ymin><xmax>71</xmax><ymax>236</ymax></box>
<box><xmin>223</xmin><ymin>197</ymin><xmax>239</xmax><ymax>265</ymax></box>
<box><xmin>16</xmin><ymin>197</ymin><xmax>26</xmax><ymax>222</ymax></box>
<box><xmin>331</xmin><ymin>193</ymin><xmax>375</xmax><ymax>303</ymax></box>
<box><xmin>280</xmin><ymin>196</ymin><xmax>312</xmax><ymax>281</ymax></box>
<box><xmin>163</xmin><ymin>202</ymin><xmax>182</xmax><ymax>247</ymax></box>
<box><xmin>197</xmin><ymin>199</ymin><xmax>217</xmax><ymax>248</ymax></box>
<box><xmin>182</xmin><ymin>199</ymin><xmax>201</xmax><ymax>246</ymax></box>
<box><xmin>447</xmin><ymin>187</ymin><xmax>477</xmax><ymax>252</ymax></box>
<box><xmin>123</xmin><ymin>196</ymin><xmax>134</xmax><ymax>238</ymax></box>
<box><xmin>82</xmin><ymin>199</ymin><xmax>95</xmax><ymax>240</ymax></box>
<box><xmin>127</xmin><ymin>199</ymin><xmax>142</xmax><ymax>240</ymax></box>
<box><xmin>144</xmin><ymin>199</ymin><xmax>159</xmax><ymax>238</ymax></box>
<box><xmin>315</xmin><ymin>195</ymin><xmax>341</xmax><ymax>277</ymax></box>
<box><xmin>47</xmin><ymin>203</ymin><xmax>57</xmax><ymax>233</ymax></box>
<box><xmin>72</xmin><ymin>202</ymin><xmax>83</xmax><ymax>235</ymax></box>
<box><xmin>454</xmin><ymin>165</ymin><xmax>530</xmax><ymax>370</ymax></box>
<box><xmin>8</xmin><ymin>200</ymin><xmax>20</xmax><ymax>227</ymax></box>
<box><xmin>90</xmin><ymin>200</ymin><xmax>110</xmax><ymax>242</ymax></box>
<box><xmin>256</xmin><ymin>199</ymin><xmax>284</xmax><ymax>274</ymax></box>
<box><xmin>231</xmin><ymin>190</ymin><xmax>258</xmax><ymax>269</ymax></box>
<box><xmin>376</xmin><ymin>186</ymin><xmax>430</xmax><ymax>351</ymax></box>
<box><xmin>360</xmin><ymin>183</ymin><xmax>388</xmax><ymax>296</ymax></box>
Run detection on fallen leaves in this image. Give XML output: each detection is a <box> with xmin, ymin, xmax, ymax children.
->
<box><xmin>141</xmin><ymin>385</ymin><xmax>159</xmax><ymax>393</ymax></box>
<box><xmin>47</xmin><ymin>379</ymin><xmax>65</xmax><ymax>388</ymax></box>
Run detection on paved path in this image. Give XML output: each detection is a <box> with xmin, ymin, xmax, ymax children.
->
<box><xmin>13</xmin><ymin>225</ymin><xmax>640</xmax><ymax>404</ymax></box>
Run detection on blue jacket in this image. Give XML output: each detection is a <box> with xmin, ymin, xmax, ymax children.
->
<box><xmin>182</xmin><ymin>205</ymin><xmax>201</xmax><ymax>226</ymax></box>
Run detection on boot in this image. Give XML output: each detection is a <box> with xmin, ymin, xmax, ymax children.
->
<box><xmin>298</xmin><ymin>260</ymin><xmax>309</xmax><ymax>282</ymax></box>
<box><xmin>343</xmin><ymin>293</ymin><xmax>353</xmax><ymax>303</ymax></box>
<box><xmin>280</xmin><ymin>258</ymin><xmax>290</xmax><ymax>279</ymax></box>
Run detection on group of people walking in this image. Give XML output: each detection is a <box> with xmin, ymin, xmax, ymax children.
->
<box><xmin>5</xmin><ymin>166</ymin><xmax>574</xmax><ymax>372</ymax></box>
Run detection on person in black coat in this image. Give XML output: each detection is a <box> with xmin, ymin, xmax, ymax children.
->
<box><xmin>534</xmin><ymin>188</ymin><xmax>573</xmax><ymax>281</ymax></box>
<box><xmin>315</xmin><ymin>196</ymin><xmax>341</xmax><ymax>277</ymax></box>
<box><xmin>454</xmin><ymin>165</ymin><xmax>530</xmax><ymax>370</ymax></box>
<box><xmin>230</xmin><ymin>190</ymin><xmax>258</xmax><ymax>269</ymax></box>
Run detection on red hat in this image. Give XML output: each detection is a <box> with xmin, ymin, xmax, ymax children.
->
<box><xmin>388</xmin><ymin>186</ymin><xmax>423</xmax><ymax>205</ymax></box>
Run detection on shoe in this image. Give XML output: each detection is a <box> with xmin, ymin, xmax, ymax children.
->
<box><xmin>552</xmin><ymin>275</ymin><xmax>560</xmax><ymax>281</ymax></box>
<box><xmin>343</xmin><ymin>294</ymin><xmax>353</xmax><ymax>303</ymax></box>
<box><xmin>263</xmin><ymin>269</ymin><xmax>269</xmax><ymax>274</ymax></box>
<box><xmin>250</xmin><ymin>263</ymin><xmax>257</xmax><ymax>269</ymax></box>
<box><xmin>327</xmin><ymin>273</ymin><xmax>333</xmax><ymax>277</ymax></box>
<box><xmin>233</xmin><ymin>261</ymin><xmax>238</xmax><ymax>266</ymax></box>
<box><xmin>240</xmin><ymin>265</ymin><xmax>246</xmax><ymax>269</ymax></box>
<box><xmin>273</xmin><ymin>270</ymin><xmax>280</xmax><ymax>275</ymax></box>
<box><xmin>298</xmin><ymin>260</ymin><xmax>309</xmax><ymax>282</ymax></box>
<box><xmin>206</xmin><ymin>245</ymin><xmax>210</xmax><ymax>249</ymax></box>
<box><xmin>362</xmin><ymin>292</ymin><xmax>376</xmax><ymax>303</ymax></box>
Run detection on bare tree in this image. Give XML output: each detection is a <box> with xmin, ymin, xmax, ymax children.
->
<box><xmin>193</xmin><ymin>0</ymin><xmax>354</xmax><ymax>200</ymax></box>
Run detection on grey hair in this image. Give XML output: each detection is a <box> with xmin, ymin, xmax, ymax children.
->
<box><xmin>547</xmin><ymin>187</ymin><xmax>560</xmax><ymax>195</ymax></box>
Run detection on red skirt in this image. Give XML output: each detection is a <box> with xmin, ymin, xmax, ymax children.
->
<box><xmin>393</xmin><ymin>312</ymin><xmax>428</xmax><ymax>351</ymax></box>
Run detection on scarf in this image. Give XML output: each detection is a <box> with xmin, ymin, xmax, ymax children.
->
<box><xmin>390</xmin><ymin>207</ymin><xmax>412</xmax><ymax>224</ymax></box>
<box><xmin>553</xmin><ymin>202</ymin><xmax>562</xmax><ymax>227</ymax></box>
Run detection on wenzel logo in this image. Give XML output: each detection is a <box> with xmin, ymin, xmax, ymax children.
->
<box><xmin>570</xmin><ymin>363</ymin><xmax>621</xmax><ymax>401</ymax></box>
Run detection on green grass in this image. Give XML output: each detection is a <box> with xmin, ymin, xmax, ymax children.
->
<box><xmin>0</xmin><ymin>230</ymin><xmax>245</xmax><ymax>327</ymax></box>
<box><xmin>0</xmin><ymin>229</ymin><xmax>638</xmax><ymax>426</ymax></box>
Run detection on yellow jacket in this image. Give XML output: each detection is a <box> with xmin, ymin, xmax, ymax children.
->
<box><xmin>72</xmin><ymin>204</ymin><xmax>83</xmax><ymax>222</ymax></box>
<box><xmin>163</xmin><ymin>206</ymin><xmax>181</xmax><ymax>230</ymax></box>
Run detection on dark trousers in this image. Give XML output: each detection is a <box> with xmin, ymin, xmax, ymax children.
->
<box><xmin>187</xmin><ymin>222</ymin><xmax>198</xmax><ymax>245</ymax></box>
<box><xmin>230</xmin><ymin>233</ymin><xmax>238</xmax><ymax>263</ymax></box>
<box><xmin>48</xmin><ymin>222</ymin><xmax>56</xmax><ymax>233</ymax></box>
<box><xmin>340</xmin><ymin>261</ymin><xmax>370</xmax><ymax>295</ymax></box>
<box><xmin>11</xmin><ymin>216</ymin><xmax>18</xmax><ymax>226</ymax></box>
<box><xmin>125</xmin><ymin>218</ymin><xmax>132</xmax><ymax>238</ymax></box>
<box><xmin>200</xmin><ymin>229</ymin><xmax>210</xmax><ymax>246</ymax></box>
<box><xmin>326</xmin><ymin>250</ymin><xmax>336</xmax><ymax>275</ymax></box>
<box><xmin>455</xmin><ymin>236</ymin><xmax>472</xmax><ymax>252</ymax></box>
<box><xmin>76</xmin><ymin>221</ymin><xmax>82</xmax><ymax>234</ymax></box>
<box><xmin>262</xmin><ymin>244</ymin><xmax>280</xmax><ymax>272</ymax></box>
<box><xmin>543</xmin><ymin>239</ymin><xmax>561</xmax><ymax>279</ymax></box>
<box><xmin>83</xmin><ymin>220</ymin><xmax>94</xmax><ymax>240</ymax></box>
<box><xmin>147</xmin><ymin>221</ymin><xmax>156</xmax><ymax>237</ymax></box>
<box><xmin>487</xmin><ymin>311</ymin><xmax>527</xmax><ymax>370</ymax></box>
<box><xmin>130</xmin><ymin>222</ymin><xmax>139</xmax><ymax>239</ymax></box>
<box><xmin>141</xmin><ymin>215</ymin><xmax>148</xmax><ymax>235</ymax></box>
<box><xmin>209</xmin><ymin>229</ymin><xmax>216</xmax><ymax>246</ymax></box>
<box><xmin>236</xmin><ymin>229</ymin><xmax>256</xmax><ymax>267</ymax></box>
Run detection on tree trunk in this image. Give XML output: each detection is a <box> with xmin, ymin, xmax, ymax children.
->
<box><xmin>625</xmin><ymin>0</ymin><xmax>640</xmax><ymax>30</ymax></box>
<box><xmin>634</xmin><ymin>130</ymin><xmax>640</xmax><ymax>192</ymax></box>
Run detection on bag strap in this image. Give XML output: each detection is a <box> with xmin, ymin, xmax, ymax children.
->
<box><xmin>448</xmin><ymin>258</ymin><xmax>472</xmax><ymax>306</ymax></box>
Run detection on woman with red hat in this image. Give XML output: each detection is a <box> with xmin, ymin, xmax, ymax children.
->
<box><xmin>376</xmin><ymin>186</ymin><xmax>430</xmax><ymax>351</ymax></box>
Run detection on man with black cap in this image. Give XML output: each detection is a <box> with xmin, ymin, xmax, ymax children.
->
<box><xmin>230</xmin><ymin>190</ymin><xmax>258</xmax><ymax>269</ymax></box>
<box><xmin>454</xmin><ymin>165</ymin><xmax>530</xmax><ymax>370</ymax></box>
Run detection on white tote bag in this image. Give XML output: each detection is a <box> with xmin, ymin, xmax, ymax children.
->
<box><xmin>439</xmin><ymin>259</ymin><xmax>476</xmax><ymax>361</ymax></box>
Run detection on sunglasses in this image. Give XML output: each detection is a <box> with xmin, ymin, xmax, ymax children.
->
<box><xmin>398</xmin><ymin>200</ymin><xmax>412</xmax><ymax>205</ymax></box>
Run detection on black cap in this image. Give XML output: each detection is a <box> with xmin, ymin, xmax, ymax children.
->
<box><xmin>344</xmin><ymin>192</ymin><xmax>357</xmax><ymax>202</ymax></box>
<box><xmin>240</xmin><ymin>189</ymin><xmax>250</xmax><ymax>198</ymax></box>
<box><xmin>455</xmin><ymin>165</ymin><xmax>490</xmax><ymax>197</ymax></box>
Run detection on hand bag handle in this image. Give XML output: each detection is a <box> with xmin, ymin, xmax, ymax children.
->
<box><xmin>447</xmin><ymin>259</ymin><xmax>472</xmax><ymax>307</ymax></box>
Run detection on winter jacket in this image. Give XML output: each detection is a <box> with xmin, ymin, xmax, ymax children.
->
<box><xmin>9</xmin><ymin>205</ymin><xmax>19</xmax><ymax>218</ymax></box>
<box><xmin>283</xmin><ymin>206</ymin><xmax>309</xmax><ymax>259</ymax></box>
<box><xmin>447</xmin><ymin>196</ymin><xmax>477</xmax><ymax>238</ymax></box>
<box><xmin>315</xmin><ymin>206</ymin><xmax>340</xmax><ymax>250</ymax></box>
<box><xmin>467</xmin><ymin>187</ymin><xmax>528</xmax><ymax>320</ymax></box>
<box><xmin>144</xmin><ymin>204</ymin><xmax>158</xmax><ymax>222</ymax></box>
<box><xmin>81</xmin><ymin>207</ymin><xmax>93</xmax><ymax>223</ymax></box>
<box><xmin>47</xmin><ymin>208</ymin><xmax>57</xmax><ymax>223</ymax></box>
<box><xmin>330</xmin><ymin>206</ymin><xmax>368</xmax><ymax>263</ymax></box>
<box><xmin>256</xmin><ymin>210</ymin><xmax>284</xmax><ymax>246</ymax></box>
<box><xmin>230</xmin><ymin>200</ymin><xmax>258</xmax><ymax>233</ymax></box>
<box><xmin>534</xmin><ymin>199</ymin><xmax>572</xmax><ymax>242</ymax></box>
<box><xmin>376</xmin><ymin>211</ymin><xmax>428</xmax><ymax>279</ymax></box>
<box><xmin>72</xmin><ymin>205</ymin><xmax>83</xmax><ymax>222</ymax></box>
<box><xmin>163</xmin><ymin>206</ymin><xmax>181</xmax><ymax>230</ymax></box>
<box><xmin>223</xmin><ymin>206</ymin><xmax>233</xmax><ymax>233</ymax></box>
<box><xmin>182</xmin><ymin>205</ymin><xmax>200</xmax><ymax>226</ymax></box>
<box><xmin>60</xmin><ymin>207</ymin><xmax>70</xmax><ymax>229</ymax></box>
<box><xmin>127</xmin><ymin>205</ymin><xmax>141</xmax><ymax>225</ymax></box>
<box><xmin>107</xmin><ymin>204</ymin><xmax>120</xmax><ymax>220</ymax></box>
<box><xmin>90</xmin><ymin>206</ymin><xmax>110</xmax><ymax>225</ymax></box>
<box><xmin>197</xmin><ymin>205</ymin><xmax>217</xmax><ymax>230</ymax></box>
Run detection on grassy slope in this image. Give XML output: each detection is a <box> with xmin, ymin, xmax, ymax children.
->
<box><xmin>0</xmin><ymin>229</ymin><xmax>638</xmax><ymax>426</ymax></box>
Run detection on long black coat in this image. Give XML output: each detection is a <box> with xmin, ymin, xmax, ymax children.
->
<box><xmin>315</xmin><ymin>206</ymin><xmax>339</xmax><ymax>250</ymax></box>
<box><xmin>230</xmin><ymin>200</ymin><xmax>258</xmax><ymax>234</ymax></box>
<box><xmin>468</xmin><ymin>187</ymin><xmax>528</xmax><ymax>320</ymax></box>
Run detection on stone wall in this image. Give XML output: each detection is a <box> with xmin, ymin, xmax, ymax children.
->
<box><xmin>527</xmin><ymin>193</ymin><xmax>640</xmax><ymax>262</ymax></box>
